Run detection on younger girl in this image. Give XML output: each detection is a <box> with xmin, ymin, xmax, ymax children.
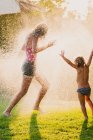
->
<box><xmin>60</xmin><ymin>50</ymin><xmax>93</xmax><ymax>121</ymax></box>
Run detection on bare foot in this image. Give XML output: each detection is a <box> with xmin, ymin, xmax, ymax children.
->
<box><xmin>33</xmin><ymin>106</ymin><xmax>43</xmax><ymax>113</ymax></box>
<box><xmin>33</xmin><ymin>105</ymin><xmax>40</xmax><ymax>111</ymax></box>
<box><xmin>84</xmin><ymin>117</ymin><xmax>88</xmax><ymax>122</ymax></box>
<box><xmin>3</xmin><ymin>111</ymin><xmax>11</xmax><ymax>117</ymax></box>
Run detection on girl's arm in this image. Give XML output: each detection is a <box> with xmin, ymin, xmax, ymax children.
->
<box><xmin>36</xmin><ymin>41</ymin><xmax>55</xmax><ymax>53</ymax></box>
<box><xmin>21</xmin><ymin>37</ymin><xmax>28</xmax><ymax>51</ymax></box>
<box><xmin>86</xmin><ymin>50</ymin><xmax>93</xmax><ymax>67</ymax></box>
<box><xmin>21</xmin><ymin>44</ymin><xmax>26</xmax><ymax>51</ymax></box>
<box><xmin>60</xmin><ymin>51</ymin><xmax>77</xmax><ymax>69</ymax></box>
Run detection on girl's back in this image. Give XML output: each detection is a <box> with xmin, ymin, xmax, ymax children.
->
<box><xmin>76</xmin><ymin>65</ymin><xmax>89</xmax><ymax>88</ymax></box>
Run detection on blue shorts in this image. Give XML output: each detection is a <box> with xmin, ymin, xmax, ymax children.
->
<box><xmin>77</xmin><ymin>87</ymin><xmax>91</xmax><ymax>95</ymax></box>
<box><xmin>22</xmin><ymin>60</ymin><xmax>35</xmax><ymax>76</ymax></box>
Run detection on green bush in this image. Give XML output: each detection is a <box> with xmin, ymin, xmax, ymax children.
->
<box><xmin>0</xmin><ymin>13</ymin><xmax>22</xmax><ymax>50</ymax></box>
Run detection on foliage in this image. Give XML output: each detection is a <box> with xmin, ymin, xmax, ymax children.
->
<box><xmin>0</xmin><ymin>0</ymin><xmax>63</xmax><ymax>50</ymax></box>
<box><xmin>0</xmin><ymin>13</ymin><xmax>22</xmax><ymax>50</ymax></box>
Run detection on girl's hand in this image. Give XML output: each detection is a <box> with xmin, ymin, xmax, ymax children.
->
<box><xmin>47</xmin><ymin>41</ymin><xmax>55</xmax><ymax>48</ymax></box>
<box><xmin>60</xmin><ymin>50</ymin><xmax>65</xmax><ymax>58</ymax></box>
<box><xmin>91</xmin><ymin>50</ymin><xmax>93</xmax><ymax>56</ymax></box>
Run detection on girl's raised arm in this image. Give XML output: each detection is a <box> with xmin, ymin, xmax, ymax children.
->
<box><xmin>60</xmin><ymin>50</ymin><xmax>77</xmax><ymax>69</ymax></box>
<box><xmin>86</xmin><ymin>50</ymin><xmax>93</xmax><ymax>67</ymax></box>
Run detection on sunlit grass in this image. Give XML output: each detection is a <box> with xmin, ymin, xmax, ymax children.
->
<box><xmin>0</xmin><ymin>96</ymin><xmax>93</xmax><ymax>140</ymax></box>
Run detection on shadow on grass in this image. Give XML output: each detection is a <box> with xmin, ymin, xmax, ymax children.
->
<box><xmin>0</xmin><ymin>116</ymin><xmax>14</xmax><ymax>140</ymax></box>
<box><xmin>29</xmin><ymin>112</ymin><xmax>42</xmax><ymax>140</ymax></box>
<box><xmin>80</xmin><ymin>120</ymin><xmax>93</xmax><ymax>140</ymax></box>
<box><xmin>0</xmin><ymin>94</ymin><xmax>18</xmax><ymax>140</ymax></box>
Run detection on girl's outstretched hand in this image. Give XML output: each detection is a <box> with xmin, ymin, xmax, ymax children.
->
<box><xmin>60</xmin><ymin>50</ymin><xmax>65</xmax><ymax>58</ymax></box>
<box><xmin>91</xmin><ymin>50</ymin><xmax>93</xmax><ymax>56</ymax></box>
<box><xmin>47</xmin><ymin>41</ymin><xmax>55</xmax><ymax>48</ymax></box>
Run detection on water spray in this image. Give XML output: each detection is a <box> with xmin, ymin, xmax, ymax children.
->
<box><xmin>0</xmin><ymin>0</ymin><xmax>93</xmax><ymax>114</ymax></box>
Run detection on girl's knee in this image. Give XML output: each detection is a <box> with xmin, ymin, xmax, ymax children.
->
<box><xmin>43</xmin><ymin>84</ymin><xmax>49</xmax><ymax>92</ymax></box>
<box><xmin>41</xmin><ymin>80</ymin><xmax>49</xmax><ymax>91</ymax></box>
<box><xmin>81</xmin><ymin>104</ymin><xmax>86</xmax><ymax>110</ymax></box>
<box><xmin>80</xmin><ymin>102</ymin><xmax>85</xmax><ymax>107</ymax></box>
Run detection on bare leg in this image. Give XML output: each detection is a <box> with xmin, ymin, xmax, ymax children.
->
<box><xmin>85</xmin><ymin>95</ymin><xmax>93</xmax><ymax>116</ymax></box>
<box><xmin>33</xmin><ymin>73</ymin><xmax>49</xmax><ymax>110</ymax></box>
<box><xmin>78</xmin><ymin>93</ymin><xmax>88</xmax><ymax>120</ymax></box>
<box><xmin>4</xmin><ymin>76</ymin><xmax>32</xmax><ymax>116</ymax></box>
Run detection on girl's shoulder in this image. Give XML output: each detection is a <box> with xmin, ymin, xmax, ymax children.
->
<box><xmin>84</xmin><ymin>64</ymin><xmax>89</xmax><ymax>69</ymax></box>
<box><xmin>76</xmin><ymin>67</ymin><xmax>84</xmax><ymax>72</ymax></box>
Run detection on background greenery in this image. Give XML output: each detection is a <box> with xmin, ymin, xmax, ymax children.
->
<box><xmin>0</xmin><ymin>13</ymin><xmax>22</xmax><ymax>50</ymax></box>
<box><xmin>0</xmin><ymin>0</ymin><xmax>62</xmax><ymax>50</ymax></box>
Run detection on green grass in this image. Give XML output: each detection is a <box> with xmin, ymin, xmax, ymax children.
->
<box><xmin>0</xmin><ymin>109</ymin><xmax>93</xmax><ymax>140</ymax></box>
<box><xmin>0</xmin><ymin>95</ymin><xmax>93</xmax><ymax>140</ymax></box>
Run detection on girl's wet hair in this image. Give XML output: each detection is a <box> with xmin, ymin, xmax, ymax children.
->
<box><xmin>32</xmin><ymin>24</ymin><xmax>48</xmax><ymax>37</ymax></box>
<box><xmin>75</xmin><ymin>57</ymin><xmax>85</xmax><ymax>67</ymax></box>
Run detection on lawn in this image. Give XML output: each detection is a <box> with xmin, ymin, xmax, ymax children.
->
<box><xmin>0</xmin><ymin>95</ymin><xmax>93</xmax><ymax>140</ymax></box>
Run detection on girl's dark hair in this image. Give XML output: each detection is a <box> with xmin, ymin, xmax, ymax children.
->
<box><xmin>75</xmin><ymin>57</ymin><xmax>85</xmax><ymax>67</ymax></box>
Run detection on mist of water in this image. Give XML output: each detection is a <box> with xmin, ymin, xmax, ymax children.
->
<box><xmin>62</xmin><ymin>0</ymin><xmax>93</xmax><ymax>20</ymax></box>
<box><xmin>0</xmin><ymin>2</ymin><xmax>93</xmax><ymax>113</ymax></box>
